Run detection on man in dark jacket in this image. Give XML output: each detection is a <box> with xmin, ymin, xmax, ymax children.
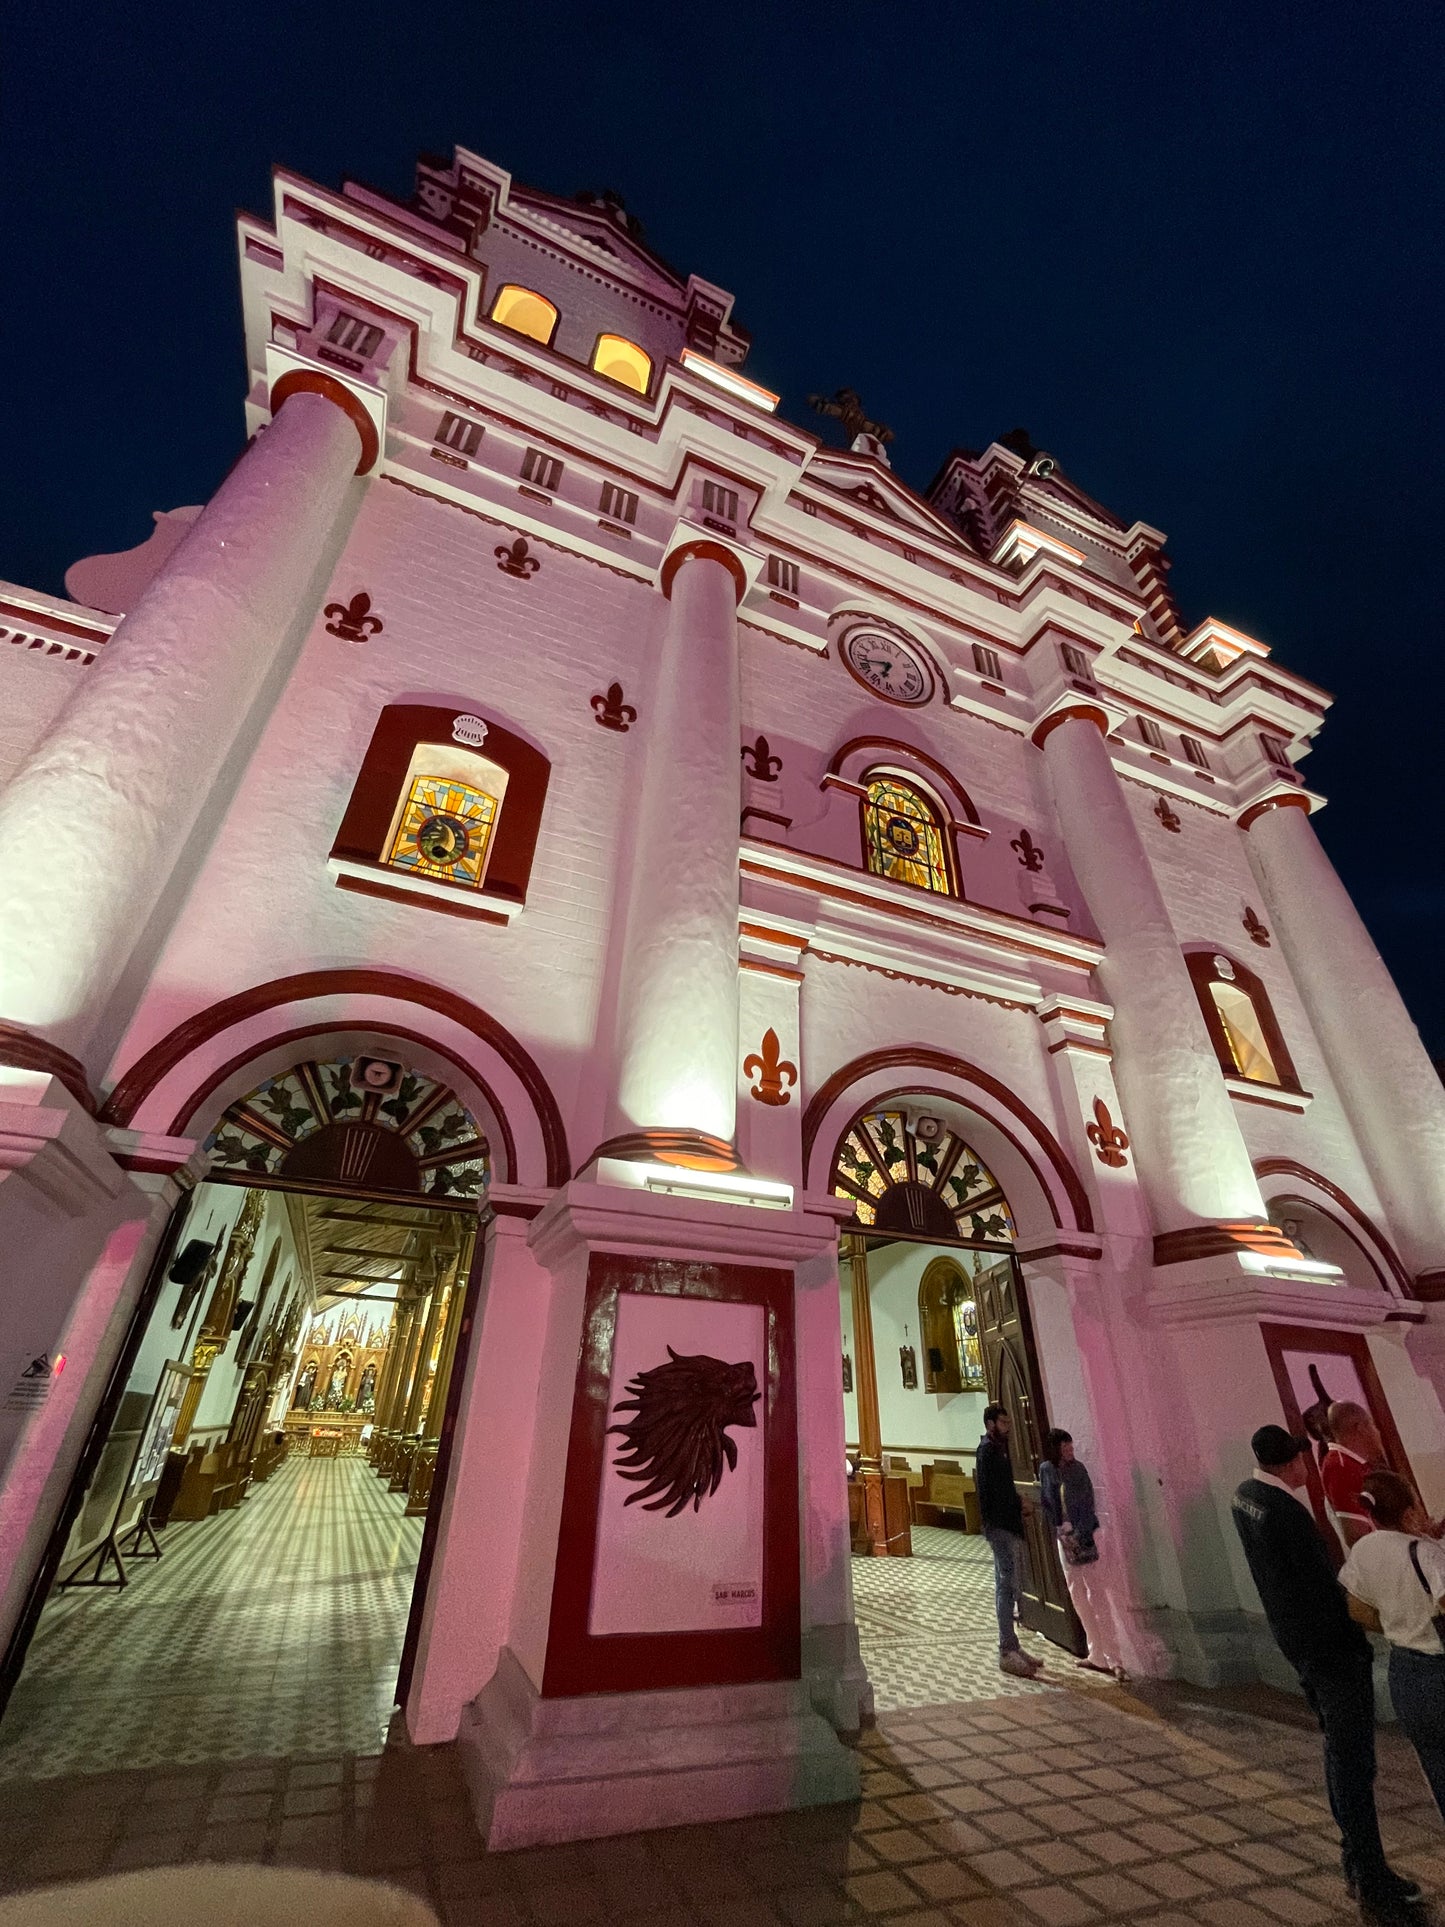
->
<box><xmin>977</xmin><ymin>1404</ymin><xmax>1042</xmax><ymax>1677</ymax></box>
<box><xmin>1233</xmin><ymin>1425</ymin><xmax>1420</xmax><ymax>1919</ymax></box>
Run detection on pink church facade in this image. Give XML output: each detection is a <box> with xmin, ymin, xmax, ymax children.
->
<box><xmin>3</xmin><ymin>143</ymin><xmax>1445</xmax><ymax>1844</ymax></box>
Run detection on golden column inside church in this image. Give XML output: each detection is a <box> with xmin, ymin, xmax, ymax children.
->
<box><xmin>405</xmin><ymin>1225</ymin><xmax>473</xmax><ymax>1515</ymax></box>
<box><xmin>845</xmin><ymin>1234</ymin><xmax>911</xmax><ymax>1558</ymax></box>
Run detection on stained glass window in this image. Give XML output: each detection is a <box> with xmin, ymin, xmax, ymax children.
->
<box><xmin>831</xmin><ymin>1110</ymin><xmax>1016</xmax><ymax>1243</ymax></box>
<box><xmin>863</xmin><ymin>778</ymin><xmax>951</xmax><ymax>894</ymax></box>
<box><xmin>205</xmin><ymin>1056</ymin><xmax>490</xmax><ymax>1199</ymax></box>
<box><xmin>1210</xmin><ymin>981</ymin><xmax>1281</xmax><ymax>1085</ymax></box>
<box><xmin>385</xmin><ymin>776</ymin><xmax>499</xmax><ymax>889</ymax></box>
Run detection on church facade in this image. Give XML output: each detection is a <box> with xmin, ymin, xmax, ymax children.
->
<box><xmin>3</xmin><ymin>143</ymin><xmax>1445</xmax><ymax>1844</ymax></box>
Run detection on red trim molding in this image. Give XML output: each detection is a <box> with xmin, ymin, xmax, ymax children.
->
<box><xmin>1030</xmin><ymin>705</ymin><xmax>1110</xmax><ymax>750</ymax></box>
<box><xmin>1152</xmin><ymin>1219</ymin><xmax>1298</xmax><ymax>1266</ymax></box>
<box><xmin>1260</xmin><ymin>1323</ymin><xmax>1416</xmax><ymax>1539</ymax></box>
<box><xmin>98</xmin><ymin>969</ymin><xmax>570</xmax><ymax>1188</ymax></box>
<box><xmin>660</xmin><ymin>540</ymin><xmax>748</xmax><ymax>603</ymax></box>
<box><xmin>825</xmin><ymin>737</ymin><xmax>982</xmax><ymax>826</ymax></box>
<box><xmin>157</xmin><ymin>1018</ymin><xmax>520</xmax><ymax>1187</ymax></box>
<box><xmin>800</xmin><ymin>1047</ymin><xmax>1094</xmax><ymax>1235</ymax></box>
<box><xmin>330</xmin><ymin>704</ymin><xmax>550</xmax><ymax>912</ymax></box>
<box><xmin>1254</xmin><ymin>1157</ymin><xmax>1412</xmax><ymax>1297</ymax></box>
<box><xmin>0</xmin><ymin>1027</ymin><xmax>96</xmax><ymax>1113</ymax></box>
<box><xmin>588</xmin><ymin>1128</ymin><xmax>740</xmax><ymax>1173</ymax></box>
<box><xmin>1238</xmin><ymin>792</ymin><xmax>1311</xmax><ymax>833</ymax></box>
<box><xmin>542</xmin><ymin>1252</ymin><xmax>800</xmax><ymax>1697</ymax></box>
<box><xmin>269</xmin><ymin>368</ymin><xmax>379</xmax><ymax>475</ymax></box>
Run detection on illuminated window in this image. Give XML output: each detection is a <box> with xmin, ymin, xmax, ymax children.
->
<box><xmin>1187</xmin><ymin>950</ymin><xmax>1298</xmax><ymax>1090</ymax></box>
<box><xmin>385</xmin><ymin>773</ymin><xmax>501</xmax><ymax>889</ymax></box>
<box><xmin>591</xmin><ymin>333</ymin><xmax>651</xmax><ymax>393</ymax></box>
<box><xmin>863</xmin><ymin>777</ymin><xmax>951</xmax><ymax>895</ymax></box>
<box><xmin>491</xmin><ymin>286</ymin><xmax>558</xmax><ymax>345</ymax></box>
<box><xmin>831</xmin><ymin>1110</ymin><xmax>1016</xmax><ymax>1243</ymax></box>
<box><xmin>379</xmin><ymin>744</ymin><xmax>509</xmax><ymax>893</ymax></box>
<box><xmin>919</xmin><ymin>1257</ymin><xmax>988</xmax><ymax>1393</ymax></box>
<box><xmin>1211</xmin><ymin>981</ymin><xmax>1279</xmax><ymax>1084</ymax></box>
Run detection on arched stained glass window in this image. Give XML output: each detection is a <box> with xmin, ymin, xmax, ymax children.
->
<box><xmin>1186</xmin><ymin>950</ymin><xmax>1299</xmax><ymax>1092</ymax></box>
<box><xmin>862</xmin><ymin>777</ymin><xmax>951</xmax><ymax>894</ymax></box>
<box><xmin>831</xmin><ymin>1109</ymin><xmax>1015</xmax><ymax>1243</ymax></box>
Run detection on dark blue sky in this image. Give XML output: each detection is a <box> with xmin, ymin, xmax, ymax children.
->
<box><xmin>4</xmin><ymin>3</ymin><xmax>1443</xmax><ymax>1046</ymax></box>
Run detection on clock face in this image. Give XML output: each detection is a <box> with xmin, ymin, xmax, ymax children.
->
<box><xmin>840</xmin><ymin>628</ymin><xmax>933</xmax><ymax>706</ymax></box>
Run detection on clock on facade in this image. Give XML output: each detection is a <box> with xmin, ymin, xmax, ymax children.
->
<box><xmin>839</xmin><ymin>627</ymin><xmax>934</xmax><ymax>706</ymax></box>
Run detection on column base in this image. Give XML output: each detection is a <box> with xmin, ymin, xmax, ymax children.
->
<box><xmin>458</xmin><ymin>1647</ymin><xmax>860</xmax><ymax>1850</ymax></box>
<box><xmin>802</xmin><ymin>1621</ymin><xmax>875</xmax><ymax>1734</ymax></box>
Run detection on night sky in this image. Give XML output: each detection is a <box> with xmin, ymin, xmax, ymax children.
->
<box><xmin>5</xmin><ymin>5</ymin><xmax>1443</xmax><ymax>1046</ymax></box>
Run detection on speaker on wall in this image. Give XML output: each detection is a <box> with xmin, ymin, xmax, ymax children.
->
<box><xmin>167</xmin><ymin>1240</ymin><xmax>215</xmax><ymax>1287</ymax></box>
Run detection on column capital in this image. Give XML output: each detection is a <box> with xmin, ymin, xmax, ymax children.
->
<box><xmin>1236</xmin><ymin>785</ymin><xmax>1318</xmax><ymax>833</ymax></box>
<box><xmin>1030</xmin><ymin>694</ymin><xmax>1126</xmax><ymax>750</ymax></box>
<box><xmin>267</xmin><ymin>359</ymin><xmax>382</xmax><ymax>475</ymax></box>
<box><xmin>658</xmin><ymin>523</ymin><xmax>756</xmax><ymax>602</ymax></box>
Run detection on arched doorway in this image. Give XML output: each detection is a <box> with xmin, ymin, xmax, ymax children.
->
<box><xmin>0</xmin><ymin>1044</ymin><xmax>491</xmax><ymax>1779</ymax></box>
<box><xmin>831</xmin><ymin>1099</ymin><xmax>1081</xmax><ymax>1667</ymax></box>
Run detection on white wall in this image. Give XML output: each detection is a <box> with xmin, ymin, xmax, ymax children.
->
<box><xmin>840</xmin><ymin>1240</ymin><xmax>988</xmax><ymax>1464</ymax></box>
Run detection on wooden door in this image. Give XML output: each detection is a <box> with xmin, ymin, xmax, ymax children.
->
<box><xmin>974</xmin><ymin>1257</ymin><xmax>1083</xmax><ymax>1654</ymax></box>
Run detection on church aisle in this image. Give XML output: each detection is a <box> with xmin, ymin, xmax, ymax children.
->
<box><xmin>0</xmin><ymin>1454</ymin><xmax>423</xmax><ymax>1781</ymax></box>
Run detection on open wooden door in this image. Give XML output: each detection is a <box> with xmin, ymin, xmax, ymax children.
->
<box><xmin>974</xmin><ymin>1256</ymin><xmax>1083</xmax><ymax>1654</ymax></box>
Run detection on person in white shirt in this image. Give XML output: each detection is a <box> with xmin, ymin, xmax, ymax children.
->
<box><xmin>1340</xmin><ymin>1469</ymin><xmax>1445</xmax><ymax>1821</ymax></box>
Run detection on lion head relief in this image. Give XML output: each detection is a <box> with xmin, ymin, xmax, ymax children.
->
<box><xmin>608</xmin><ymin>1347</ymin><xmax>761</xmax><ymax>1518</ymax></box>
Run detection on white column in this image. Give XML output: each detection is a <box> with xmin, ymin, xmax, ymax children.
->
<box><xmin>1243</xmin><ymin>797</ymin><xmax>1445</xmax><ymax>1281</ymax></box>
<box><xmin>0</xmin><ymin>386</ymin><xmax>366</xmax><ymax>1057</ymax></box>
<box><xmin>611</xmin><ymin>544</ymin><xmax>743</xmax><ymax>1157</ymax></box>
<box><xmin>1038</xmin><ymin>712</ymin><xmax>1268</xmax><ymax>1230</ymax></box>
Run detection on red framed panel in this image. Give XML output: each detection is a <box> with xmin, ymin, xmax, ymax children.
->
<box><xmin>1259</xmin><ymin>1322</ymin><xmax>1415</xmax><ymax>1541</ymax></box>
<box><xmin>330</xmin><ymin>704</ymin><xmax>550</xmax><ymax>908</ymax></box>
<box><xmin>542</xmin><ymin>1253</ymin><xmax>800</xmax><ymax>1698</ymax></box>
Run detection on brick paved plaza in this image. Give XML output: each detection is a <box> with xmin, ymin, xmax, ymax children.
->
<box><xmin>3</xmin><ymin>1676</ymin><xmax>1444</xmax><ymax>1926</ymax></box>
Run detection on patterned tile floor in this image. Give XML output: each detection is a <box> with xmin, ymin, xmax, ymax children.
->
<box><xmin>0</xmin><ymin>1454</ymin><xmax>422</xmax><ymax>1781</ymax></box>
<box><xmin>3</xmin><ymin>1681</ymin><xmax>1443</xmax><ymax>1924</ymax></box>
<box><xmin>852</xmin><ymin>1526</ymin><xmax>1113</xmax><ymax>1712</ymax></box>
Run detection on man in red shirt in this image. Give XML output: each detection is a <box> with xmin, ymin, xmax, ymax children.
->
<box><xmin>1322</xmin><ymin>1402</ymin><xmax>1384</xmax><ymax>1548</ymax></box>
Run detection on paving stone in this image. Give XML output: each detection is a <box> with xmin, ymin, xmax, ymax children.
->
<box><xmin>1071</xmin><ymin>1870</ymin><xmax>1160</xmax><ymax>1913</ymax></box>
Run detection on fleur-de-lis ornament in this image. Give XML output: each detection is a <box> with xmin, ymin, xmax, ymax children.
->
<box><xmin>591</xmin><ymin>683</ymin><xmax>637</xmax><ymax>732</ymax></box>
<box><xmin>741</xmin><ymin>735</ymin><xmax>783</xmax><ymax>781</ymax></box>
<box><xmin>743</xmin><ymin>1028</ymin><xmax>798</xmax><ymax>1106</ymax></box>
<box><xmin>1154</xmin><ymin>794</ymin><xmax>1182</xmax><ymax>833</ymax></box>
<box><xmin>324</xmin><ymin>593</ymin><xmax>383</xmax><ymax>641</ymax></box>
<box><xmin>495</xmin><ymin>537</ymin><xmax>540</xmax><ymax>579</ymax></box>
<box><xmin>1086</xmin><ymin>1097</ymin><xmax>1130</xmax><ymax>1169</ymax></box>
<box><xmin>1243</xmin><ymin>905</ymin><xmax>1272</xmax><ymax>948</ymax></box>
<box><xmin>1010</xmin><ymin>828</ymin><xmax>1045</xmax><ymax>873</ymax></box>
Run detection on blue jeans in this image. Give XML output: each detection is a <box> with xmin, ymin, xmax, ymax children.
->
<box><xmin>985</xmin><ymin>1528</ymin><xmax>1025</xmax><ymax>1654</ymax></box>
<box><xmin>1389</xmin><ymin>1645</ymin><xmax>1445</xmax><ymax>1821</ymax></box>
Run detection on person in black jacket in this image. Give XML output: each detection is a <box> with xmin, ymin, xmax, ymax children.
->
<box><xmin>976</xmin><ymin>1403</ymin><xmax>1042</xmax><ymax>1678</ymax></box>
<box><xmin>1233</xmin><ymin>1424</ymin><xmax>1421</xmax><ymax>1919</ymax></box>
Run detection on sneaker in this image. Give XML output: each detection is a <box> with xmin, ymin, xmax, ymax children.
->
<box><xmin>999</xmin><ymin>1650</ymin><xmax>1037</xmax><ymax>1677</ymax></box>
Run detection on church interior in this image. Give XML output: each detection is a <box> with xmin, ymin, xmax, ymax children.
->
<box><xmin>835</xmin><ymin>1104</ymin><xmax>1091</xmax><ymax>1708</ymax></box>
<box><xmin>0</xmin><ymin>1177</ymin><xmax>475</xmax><ymax>1781</ymax></box>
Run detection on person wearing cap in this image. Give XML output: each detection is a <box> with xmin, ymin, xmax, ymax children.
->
<box><xmin>1233</xmin><ymin>1425</ymin><xmax>1422</xmax><ymax>1918</ymax></box>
